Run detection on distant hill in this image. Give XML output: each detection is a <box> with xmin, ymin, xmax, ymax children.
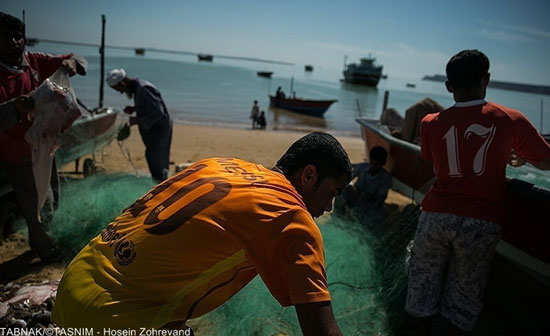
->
<box><xmin>423</xmin><ymin>74</ymin><xmax>550</xmax><ymax>95</ymax></box>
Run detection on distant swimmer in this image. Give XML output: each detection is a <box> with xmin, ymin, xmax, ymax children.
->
<box><xmin>53</xmin><ymin>132</ymin><xmax>352</xmax><ymax>335</ymax></box>
<box><xmin>406</xmin><ymin>49</ymin><xmax>550</xmax><ymax>335</ymax></box>
<box><xmin>106</xmin><ymin>69</ymin><xmax>172</xmax><ymax>182</ymax></box>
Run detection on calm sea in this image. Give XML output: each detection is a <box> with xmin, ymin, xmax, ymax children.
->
<box><xmin>27</xmin><ymin>42</ymin><xmax>550</xmax><ymax>187</ymax></box>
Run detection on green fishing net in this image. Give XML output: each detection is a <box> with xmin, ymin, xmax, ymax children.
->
<box><xmin>50</xmin><ymin>173</ymin><xmax>155</xmax><ymax>258</ymax></box>
<box><xmin>47</xmin><ymin>173</ymin><xmax>420</xmax><ymax>335</ymax></box>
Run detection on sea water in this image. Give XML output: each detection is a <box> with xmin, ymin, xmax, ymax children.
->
<box><xmin>27</xmin><ymin>42</ymin><xmax>550</xmax><ymax>188</ymax></box>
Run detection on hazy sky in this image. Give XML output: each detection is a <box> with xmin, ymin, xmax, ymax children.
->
<box><xmin>4</xmin><ymin>0</ymin><xmax>550</xmax><ymax>85</ymax></box>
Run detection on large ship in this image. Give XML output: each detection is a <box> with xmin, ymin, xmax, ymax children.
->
<box><xmin>343</xmin><ymin>56</ymin><xmax>383</xmax><ymax>87</ymax></box>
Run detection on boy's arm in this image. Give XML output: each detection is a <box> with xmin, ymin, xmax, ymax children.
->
<box><xmin>295</xmin><ymin>301</ymin><xmax>342</xmax><ymax>336</ymax></box>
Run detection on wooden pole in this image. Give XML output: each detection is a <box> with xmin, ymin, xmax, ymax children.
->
<box><xmin>540</xmin><ymin>98</ymin><xmax>544</xmax><ymax>134</ymax></box>
<box><xmin>382</xmin><ymin>90</ymin><xmax>389</xmax><ymax>114</ymax></box>
<box><xmin>290</xmin><ymin>77</ymin><xmax>294</xmax><ymax>98</ymax></box>
<box><xmin>99</xmin><ymin>15</ymin><xmax>106</xmax><ymax>109</ymax></box>
<box><xmin>22</xmin><ymin>10</ymin><xmax>25</xmax><ymax>24</ymax></box>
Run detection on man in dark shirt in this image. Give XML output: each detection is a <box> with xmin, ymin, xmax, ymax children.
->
<box><xmin>106</xmin><ymin>69</ymin><xmax>172</xmax><ymax>182</ymax></box>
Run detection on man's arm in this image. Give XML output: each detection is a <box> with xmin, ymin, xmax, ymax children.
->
<box><xmin>0</xmin><ymin>96</ymin><xmax>35</xmax><ymax>131</ymax></box>
<box><xmin>295</xmin><ymin>301</ymin><xmax>342</xmax><ymax>336</ymax></box>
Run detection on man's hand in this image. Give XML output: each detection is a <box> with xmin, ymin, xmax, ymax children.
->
<box><xmin>14</xmin><ymin>95</ymin><xmax>36</xmax><ymax>120</ymax></box>
<box><xmin>61</xmin><ymin>58</ymin><xmax>78</xmax><ymax>76</ymax></box>
<box><xmin>509</xmin><ymin>149</ymin><xmax>526</xmax><ymax>167</ymax></box>
<box><xmin>124</xmin><ymin>106</ymin><xmax>135</xmax><ymax>115</ymax></box>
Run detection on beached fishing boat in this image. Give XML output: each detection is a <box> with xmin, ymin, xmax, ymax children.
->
<box><xmin>356</xmin><ymin>117</ymin><xmax>550</xmax><ymax>285</ymax></box>
<box><xmin>269</xmin><ymin>95</ymin><xmax>337</xmax><ymax>118</ymax></box>
<box><xmin>343</xmin><ymin>56</ymin><xmax>383</xmax><ymax>87</ymax></box>
<box><xmin>257</xmin><ymin>71</ymin><xmax>273</xmax><ymax>78</ymax></box>
<box><xmin>197</xmin><ymin>53</ymin><xmax>213</xmax><ymax>62</ymax></box>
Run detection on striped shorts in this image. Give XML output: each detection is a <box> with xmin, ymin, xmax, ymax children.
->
<box><xmin>405</xmin><ymin>211</ymin><xmax>501</xmax><ymax>331</ymax></box>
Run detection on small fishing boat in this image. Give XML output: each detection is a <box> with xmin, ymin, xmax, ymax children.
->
<box><xmin>356</xmin><ymin>117</ymin><xmax>550</xmax><ymax>285</ymax></box>
<box><xmin>257</xmin><ymin>71</ymin><xmax>273</xmax><ymax>78</ymax></box>
<box><xmin>135</xmin><ymin>48</ymin><xmax>145</xmax><ymax>56</ymax></box>
<box><xmin>406</xmin><ymin>83</ymin><xmax>416</xmax><ymax>88</ymax></box>
<box><xmin>304</xmin><ymin>65</ymin><xmax>314</xmax><ymax>72</ymax></box>
<box><xmin>197</xmin><ymin>54</ymin><xmax>213</xmax><ymax>62</ymax></box>
<box><xmin>269</xmin><ymin>95</ymin><xmax>337</xmax><ymax>118</ymax></box>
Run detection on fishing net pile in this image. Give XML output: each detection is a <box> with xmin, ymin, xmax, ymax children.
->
<box><xmin>45</xmin><ymin>173</ymin><xmax>420</xmax><ymax>335</ymax></box>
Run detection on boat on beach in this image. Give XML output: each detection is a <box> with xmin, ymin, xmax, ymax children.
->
<box><xmin>343</xmin><ymin>56</ymin><xmax>383</xmax><ymax>87</ymax></box>
<box><xmin>356</xmin><ymin>117</ymin><xmax>550</xmax><ymax>286</ymax></box>
<box><xmin>197</xmin><ymin>53</ymin><xmax>213</xmax><ymax>62</ymax></box>
<box><xmin>269</xmin><ymin>95</ymin><xmax>337</xmax><ymax>118</ymax></box>
<box><xmin>257</xmin><ymin>71</ymin><xmax>273</xmax><ymax>78</ymax></box>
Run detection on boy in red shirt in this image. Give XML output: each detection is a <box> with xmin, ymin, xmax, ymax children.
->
<box><xmin>406</xmin><ymin>49</ymin><xmax>550</xmax><ymax>334</ymax></box>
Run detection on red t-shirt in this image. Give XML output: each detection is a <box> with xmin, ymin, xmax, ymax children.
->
<box><xmin>0</xmin><ymin>52</ymin><xmax>72</xmax><ymax>164</ymax></box>
<box><xmin>420</xmin><ymin>100</ymin><xmax>550</xmax><ymax>223</ymax></box>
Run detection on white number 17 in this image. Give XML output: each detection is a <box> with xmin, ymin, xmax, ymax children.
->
<box><xmin>442</xmin><ymin>124</ymin><xmax>496</xmax><ymax>177</ymax></box>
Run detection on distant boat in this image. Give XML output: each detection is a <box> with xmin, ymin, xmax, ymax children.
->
<box><xmin>135</xmin><ymin>48</ymin><xmax>145</xmax><ymax>56</ymax></box>
<box><xmin>198</xmin><ymin>54</ymin><xmax>213</xmax><ymax>62</ymax></box>
<box><xmin>269</xmin><ymin>95</ymin><xmax>337</xmax><ymax>118</ymax></box>
<box><xmin>406</xmin><ymin>83</ymin><xmax>416</xmax><ymax>88</ymax></box>
<box><xmin>304</xmin><ymin>65</ymin><xmax>314</xmax><ymax>72</ymax></box>
<box><xmin>343</xmin><ymin>56</ymin><xmax>383</xmax><ymax>87</ymax></box>
<box><xmin>27</xmin><ymin>38</ymin><xmax>39</xmax><ymax>47</ymax></box>
<box><xmin>381</xmin><ymin>74</ymin><xmax>388</xmax><ymax>79</ymax></box>
<box><xmin>257</xmin><ymin>71</ymin><xmax>273</xmax><ymax>78</ymax></box>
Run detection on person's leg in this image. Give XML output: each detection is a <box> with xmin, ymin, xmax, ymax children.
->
<box><xmin>441</xmin><ymin>217</ymin><xmax>501</xmax><ymax>333</ymax></box>
<box><xmin>4</xmin><ymin>161</ymin><xmax>56</xmax><ymax>260</ymax></box>
<box><xmin>143</xmin><ymin>119</ymin><xmax>172</xmax><ymax>182</ymax></box>
<box><xmin>405</xmin><ymin>211</ymin><xmax>456</xmax><ymax>335</ymax></box>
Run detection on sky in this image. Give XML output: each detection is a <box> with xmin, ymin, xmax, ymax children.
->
<box><xmin>3</xmin><ymin>0</ymin><xmax>550</xmax><ymax>85</ymax></box>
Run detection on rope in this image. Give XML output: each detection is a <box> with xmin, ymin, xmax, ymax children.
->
<box><xmin>117</xmin><ymin>140</ymin><xmax>139</xmax><ymax>176</ymax></box>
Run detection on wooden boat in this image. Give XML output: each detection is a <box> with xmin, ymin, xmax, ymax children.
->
<box><xmin>135</xmin><ymin>48</ymin><xmax>145</xmax><ymax>56</ymax></box>
<box><xmin>304</xmin><ymin>65</ymin><xmax>314</xmax><ymax>72</ymax></box>
<box><xmin>357</xmin><ymin>117</ymin><xmax>550</xmax><ymax>285</ymax></box>
<box><xmin>269</xmin><ymin>95</ymin><xmax>337</xmax><ymax>118</ymax></box>
<box><xmin>406</xmin><ymin>83</ymin><xmax>416</xmax><ymax>88</ymax></box>
<box><xmin>257</xmin><ymin>71</ymin><xmax>273</xmax><ymax>78</ymax></box>
<box><xmin>197</xmin><ymin>53</ymin><xmax>213</xmax><ymax>62</ymax></box>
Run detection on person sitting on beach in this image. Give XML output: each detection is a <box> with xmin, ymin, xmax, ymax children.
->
<box><xmin>250</xmin><ymin>100</ymin><xmax>259</xmax><ymax>128</ymax></box>
<box><xmin>406</xmin><ymin>49</ymin><xmax>550</xmax><ymax>335</ymax></box>
<box><xmin>0</xmin><ymin>12</ymin><xmax>87</xmax><ymax>263</ymax></box>
<box><xmin>52</xmin><ymin>132</ymin><xmax>351</xmax><ymax>335</ymax></box>
<box><xmin>257</xmin><ymin>110</ymin><xmax>267</xmax><ymax>129</ymax></box>
<box><xmin>106</xmin><ymin>68</ymin><xmax>172</xmax><ymax>182</ymax></box>
<box><xmin>333</xmin><ymin>146</ymin><xmax>391</xmax><ymax>223</ymax></box>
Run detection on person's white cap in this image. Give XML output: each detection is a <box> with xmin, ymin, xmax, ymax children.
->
<box><xmin>106</xmin><ymin>68</ymin><xmax>126</xmax><ymax>87</ymax></box>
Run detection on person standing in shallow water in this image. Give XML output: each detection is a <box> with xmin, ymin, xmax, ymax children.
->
<box><xmin>250</xmin><ymin>100</ymin><xmax>259</xmax><ymax>128</ymax></box>
<box><xmin>405</xmin><ymin>49</ymin><xmax>550</xmax><ymax>335</ymax></box>
<box><xmin>106</xmin><ymin>68</ymin><xmax>172</xmax><ymax>182</ymax></box>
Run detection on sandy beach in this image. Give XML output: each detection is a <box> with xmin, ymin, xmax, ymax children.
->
<box><xmin>71</xmin><ymin>123</ymin><xmax>369</xmax><ymax>175</ymax></box>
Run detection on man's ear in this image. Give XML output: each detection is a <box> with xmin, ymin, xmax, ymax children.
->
<box><xmin>300</xmin><ymin>164</ymin><xmax>318</xmax><ymax>187</ymax></box>
<box><xmin>445</xmin><ymin>80</ymin><xmax>454</xmax><ymax>94</ymax></box>
<box><xmin>482</xmin><ymin>73</ymin><xmax>490</xmax><ymax>88</ymax></box>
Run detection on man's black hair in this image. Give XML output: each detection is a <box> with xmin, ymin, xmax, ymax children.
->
<box><xmin>0</xmin><ymin>12</ymin><xmax>25</xmax><ymax>37</ymax></box>
<box><xmin>369</xmin><ymin>146</ymin><xmax>387</xmax><ymax>164</ymax></box>
<box><xmin>276</xmin><ymin>132</ymin><xmax>352</xmax><ymax>183</ymax></box>
<box><xmin>446</xmin><ymin>49</ymin><xmax>489</xmax><ymax>90</ymax></box>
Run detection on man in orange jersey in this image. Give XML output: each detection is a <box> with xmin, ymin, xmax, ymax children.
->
<box><xmin>405</xmin><ymin>50</ymin><xmax>550</xmax><ymax>335</ymax></box>
<box><xmin>52</xmin><ymin>132</ymin><xmax>352</xmax><ymax>335</ymax></box>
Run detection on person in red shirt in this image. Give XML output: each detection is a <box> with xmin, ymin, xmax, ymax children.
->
<box><xmin>405</xmin><ymin>49</ymin><xmax>550</xmax><ymax>334</ymax></box>
<box><xmin>0</xmin><ymin>12</ymin><xmax>87</xmax><ymax>262</ymax></box>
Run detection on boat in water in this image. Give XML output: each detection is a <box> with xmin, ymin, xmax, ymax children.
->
<box><xmin>356</xmin><ymin>117</ymin><xmax>550</xmax><ymax>286</ymax></box>
<box><xmin>304</xmin><ymin>65</ymin><xmax>314</xmax><ymax>72</ymax></box>
<box><xmin>269</xmin><ymin>95</ymin><xmax>337</xmax><ymax>118</ymax></box>
<box><xmin>343</xmin><ymin>56</ymin><xmax>383</xmax><ymax>87</ymax></box>
<box><xmin>197</xmin><ymin>53</ymin><xmax>213</xmax><ymax>62</ymax></box>
<box><xmin>257</xmin><ymin>71</ymin><xmax>273</xmax><ymax>78</ymax></box>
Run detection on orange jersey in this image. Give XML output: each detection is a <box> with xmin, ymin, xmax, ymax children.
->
<box><xmin>52</xmin><ymin>158</ymin><xmax>330</xmax><ymax>328</ymax></box>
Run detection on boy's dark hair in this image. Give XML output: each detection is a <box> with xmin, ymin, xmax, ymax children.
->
<box><xmin>446</xmin><ymin>49</ymin><xmax>489</xmax><ymax>90</ymax></box>
<box><xmin>369</xmin><ymin>146</ymin><xmax>387</xmax><ymax>164</ymax></box>
<box><xmin>277</xmin><ymin>132</ymin><xmax>352</xmax><ymax>184</ymax></box>
<box><xmin>0</xmin><ymin>12</ymin><xmax>25</xmax><ymax>37</ymax></box>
